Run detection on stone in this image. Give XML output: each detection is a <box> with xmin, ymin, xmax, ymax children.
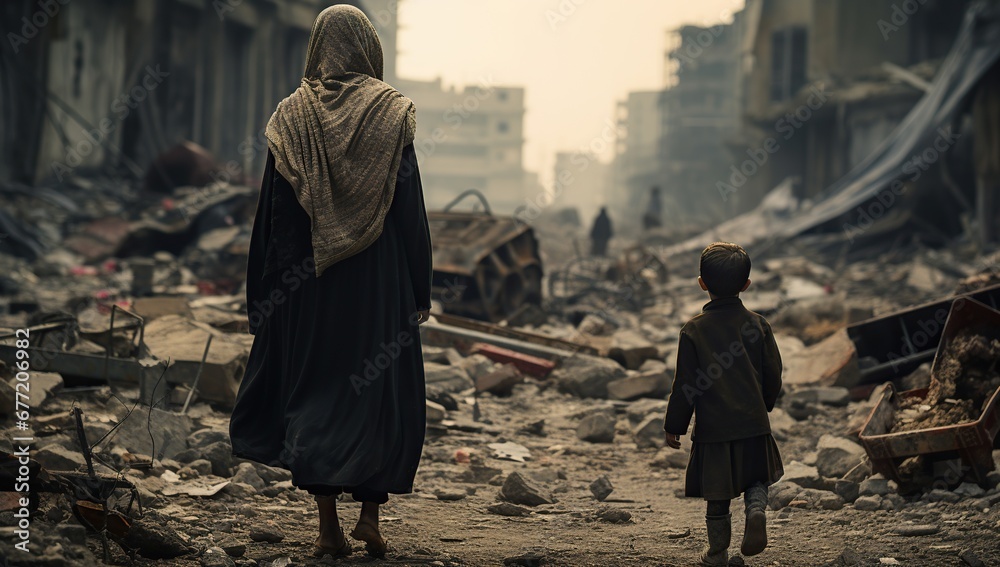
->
<box><xmin>824</xmin><ymin>547</ymin><xmax>864</xmax><ymax>567</ymax></box>
<box><xmin>500</xmin><ymin>472</ymin><xmax>553</xmax><ymax>506</ymax></box>
<box><xmin>250</xmin><ymin>462</ymin><xmax>291</xmax><ymax>484</ymax></box>
<box><xmin>626</xmin><ymin>398</ymin><xmax>668</xmax><ymax>426</ymax></box>
<box><xmin>768</xmin><ymin>481</ymin><xmax>803</xmax><ymax>510</ymax></box>
<box><xmin>222</xmin><ymin>482</ymin><xmax>256</xmax><ymax>499</ymax></box>
<box><xmin>842</xmin><ymin>459</ymin><xmax>873</xmax><ymax>483</ymax></box>
<box><xmin>187</xmin><ymin>428</ymin><xmax>229</xmax><ymax>449</ymax></box>
<box><xmin>953</xmin><ymin>482</ymin><xmax>986</xmax><ymax>498</ymax></box>
<box><xmin>475</xmin><ymin>364</ymin><xmax>524</xmax><ymax>395</ymax></box>
<box><xmin>434</xmin><ymin>488</ymin><xmax>467</xmax><ymax>501</ymax></box>
<box><xmin>554</xmin><ymin>354</ymin><xmax>627</xmax><ymax>398</ymax></box>
<box><xmin>650</xmin><ymin>448</ymin><xmax>689</xmax><ymax>469</ymax></box>
<box><xmin>768</xmin><ymin>407</ymin><xmax>796</xmax><ymax>441</ymax></box>
<box><xmin>892</xmin><ymin>524</ymin><xmax>940</xmax><ymax>536</ymax></box>
<box><xmin>834</xmin><ymin>479</ymin><xmax>859</xmax><ymax>503</ymax></box>
<box><xmin>33</xmin><ymin>444</ymin><xmax>86</xmax><ymax>471</ymax></box>
<box><xmin>926</xmin><ymin>489</ymin><xmax>961</xmax><ymax>503</ymax></box>
<box><xmin>201</xmin><ymin>441</ymin><xmax>235</xmax><ymax>477</ymax></box>
<box><xmin>576</xmin><ymin>412</ymin><xmax>616</xmax><ymax>443</ymax></box>
<box><xmin>424</xmin><ymin>362</ymin><xmax>475</xmax><ymax>397</ymax></box>
<box><xmin>853</xmin><ymin>495</ymin><xmax>882</xmax><ymax>511</ymax></box>
<box><xmin>201</xmin><ymin>547</ymin><xmax>237</xmax><ymax>567</ymax></box>
<box><xmin>606</xmin><ymin>372</ymin><xmax>672</xmax><ymax>401</ymax></box>
<box><xmin>815</xmin><ymin>435</ymin><xmax>866</xmax><ymax>478</ymax></box>
<box><xmin>608</xmin><ymin>329</ymin><xmax>660</xmax><ymax>370</ymax></box>
<box><xmin>960</xmin><ymin>549</ymin><xmax>987</xmax><ymax>567</ymax></box>
<box><xmin>785</xmin><ymin>386</ymin><xmax>851</xmax><ymax>407</ymax></box>
<box><xmin>595</xmin><ymin>505</ymin><xmax>631</xmax><ymax>523</ymax></box>
<box><xmin>188</xmin><ymin>459</ymin><xmax>213</xmax><ymax>477</ymax></box>
<box><xmin>459</xmin><ymin>354</ymin><xmax>498</xmax><ymax>381</ymax></box>
<box><xmin>883</xmin><ymin>493</ymin><xmax>906</xmax><ymax>510</ymax></box>
<box><xmin>792</xmin><ymin>488</ymin><xmax>844</xmax><ymax>510</ymax></box>
<box><xmin>589</xmin><ymin>476</ymin><xmax>614</xmax><ymax>501</ymax></box>
<box><xmin>218</xmin><ymin>539</ymin><xmax>247</xmax><ymax>558</ymax></box>
<box><xmin>633</xmin><ymin>413</ymin><xmax>666</xmax><ymax>449</ymax></box>
<box><xmin>487</xmin><ymin>502</ymin><xmax>531</xmax><ymax>517</ymax></box>
<box><xmin>107</xmin><ymin>401</ymin><xmax>194</xmax><ymax>459</ymax></box>
<box><xmin>248</xmin><ymin>523</ymin><xmax>285</xmax><ymax>543</ymax></box>
<box><xmin>15</xmin><ymin>371</ymin><xmax>64</xmax><ymax>408</ymax></box>
<box><xmin>859</xmin><ymin>478</ymin><xmax>893</xmax><ymax>497</ymax></box>
<box><xmin>783</xmin><ymin>461</ymin><xmax>824</xmax><ymax>489</ymax></box>
<box><xmin>426</xmin><ymin>400</ymin><xmax>447</xmax><ymax>423</ymax></box>
<box><xmin>504</xmin><ymin>551</ymin><xmax>546</xmax><ymax>566</ymax></box>
<box><xmin>231</xmin><ymin>462</ymin><xmax>265</xmax><ymax>490</ymax></box>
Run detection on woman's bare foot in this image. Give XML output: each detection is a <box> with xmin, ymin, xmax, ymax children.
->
<box><xmin>350</xmin><ymin>502</ymin><xmax>387</xmax><ymax>558</ymax></box>
<box><xmin>315</xmin><ymin>495</ymin><xmax>352</xmax><ymax>557</ymax></box>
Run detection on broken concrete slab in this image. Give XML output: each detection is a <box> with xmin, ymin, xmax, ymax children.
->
<box><xmin>105</xmin><ymin>401</ymin><xmax>193</xmax><ymax>460</ymax></box>
<box><xmin>33</xmin><ymin>444</ymin><xmax>86</xmax><ymax>471</ymax></box>
<box><xmin>816</xmin><ymin>435</ymin><xmax>867</xmax><ymax>479</ymax></box>
<box><xmin>475</xmin><ymin>364</ymin><xmax>524</xmax><ymax>395</ymax></box>
<box><xmin>607</xmin><ymin>330</ymin><xmax>660</xmax><ymax>370</ymax></box>
<box><xmin>424</xmin><ymin>362</ymin><xmax>475</xmax><ymax>398</ymax></box>
<box><xmin>626</xmin><ymin>398</ymin><xmax>668</xmax><ymax>426</ymax></box>
<box><xmin>633</xmin><ymin>413</ymin><xmax>666</xmax><ymax>449</ymax></box>
<box><xmin>554</xmin><ymin>354</ymin><xmax>627</xmax><ymax>398</ymax></box>
<box><xmin>606</xmin><ymin>371</ymin><xmax>672</xmax><ymax>401</ymax></box>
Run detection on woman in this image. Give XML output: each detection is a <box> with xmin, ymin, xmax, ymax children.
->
<box><xmin>229</xmin><ymin>5</ymin><xmax>432</xmax><ymax>559</ymax></box>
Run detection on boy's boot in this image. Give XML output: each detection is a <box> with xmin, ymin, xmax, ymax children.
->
<box><xmin>700</xmin><ymin>513</ymin><xmax>731</xmax><ymax>566</ymax></box>
<box><xmin>741</xmin><ymin>483</ymin><xmax>768</xmax><ymax>556</ymax></box>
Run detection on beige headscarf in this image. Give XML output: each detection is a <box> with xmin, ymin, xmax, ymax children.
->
<box><xmin>265</xmin><ymin>5</ymin><xmax>416</xmax><ymax>277</ymax></box>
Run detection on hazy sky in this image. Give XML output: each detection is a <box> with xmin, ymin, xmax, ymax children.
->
<box><xmin>397</xmin><ymin>0</ymin><xmax>744</xmax><ymax>183</ymax></box>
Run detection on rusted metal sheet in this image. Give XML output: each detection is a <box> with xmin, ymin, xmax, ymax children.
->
<box><xmin>428</xmin><ymin>205</ymin><xmax>543</xmax><ymax>322</ymax></box>
<box><xmin>470</xmin><ymin>343</ymin><xmax>556</xmax><ymax>378</ymax></box>
<box><xmin>858</xmin><ymin>298</ymin><xmax>1000</xmax><ymax>490</ymax></box>
<box><xmin>846</xmin><ymin>283</ymin><xmax>1000</xmax><ymax>384</ymax></box>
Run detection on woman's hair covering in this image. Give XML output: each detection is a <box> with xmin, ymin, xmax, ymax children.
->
<box><xmin>265</xmin><ymin>4</ymin><xmax>417</xmax><ymax>276</ymax></box>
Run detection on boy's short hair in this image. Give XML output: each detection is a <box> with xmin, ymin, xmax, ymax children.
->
<box><xmin>700</xmin><ymin>242</ymin><xmax>751</xmax><ymax>297</ymax></box>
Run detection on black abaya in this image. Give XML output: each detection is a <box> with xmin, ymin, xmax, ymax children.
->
<box><xmin>230</xmin><ymin>144</ymin><xmax>431</xmax><ymax>497</ymax></box>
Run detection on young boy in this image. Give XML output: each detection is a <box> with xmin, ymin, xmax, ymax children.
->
<box><xmin>662</xmin><ymin>242</ymin><xmax>784</xmax><ymax>566</ymax></box>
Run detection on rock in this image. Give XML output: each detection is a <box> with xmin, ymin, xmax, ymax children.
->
<box><xmin>15</xmin><ymin>371</ymin><xmax>64</xmax><ymax>408</ymax></box>
<box><xmin>823</xmin><ymin>547</ymin><xmax>864</xmax><ymax>567</ymax></box>
<box><xmin>792</xmin><ymin>488</ymin><xmax>844</xmax><ymax>510</ymax></box>
<box><xmin>33</xmin><ymin>444</ymin><xmax>86</xmax><ymax>471</ymax></box>
<box><xmin>650</xmin><ymin>448</ymin><xmax>689</xmax><ymax>469</ymax></box>
<box><xmin>595</xmin><ymin>505</ymin><xmax>631</xmax><ymax>523</ymax></box>
<box><xmin>853</xmin><ymin>495</ymin><xmax>882</xmax><ymax>511</ymax></box>
<box><xmin>201</xmin><ymin>547</ymin><xmax>237</xmax><ymax>567</ymax></box>
<box><xmin>218</xmin><ymin>539</ymin><xmax>247</xmax><ymax>557</ymax></box>
<box><xmin>960</xmin><ymin>549</ymin><xmax>987</xmax><ymax>567</ymax></box>
<box><xmin>434</xmin><ymin>488</ymin><xmax>467</xmax><ymax>501</ymax></box>
<box><xmin>632</xmin><ymin>413</ymin><xmax>666</xmax><ymax>449</ymax></box>
<box><xmin>883</xmin><ymin>493</ymin><xmax>906</xmax><ymax>510</ymax></box>
<box><xmin>892</xmin><ymin>524</ymin><xmax>939</xmax><ymax>536</ymax></box>
<box><xmin>953</xmin><ymin>482</ymin><xmax>986</xmax><ymax>498</ymax></box>
<box><xmin>222</xmin><ymin>482</ymin><xmax>256</xmax><ymax>499</ymax></box>
<box><xmin>459</xmin><ymin>354</ymin><xmax>498</xmax><ymax>381</ymax></box>
<box><xmin>488</xmin><ymin>502</ymin><xmax>531</xmax><ymax>517</ymax></box>
<box><xmin>639</xmin><ymin>359</ymin><xmax>668</xmax><ymax>374</ymax></box>
<box><xmin>424</xmin><ymin>362</ymin><xmax>475</xmax><ymax>397</ymax></box>
<box><xmin>475</xmin><ymin>364</ymin><xmax>524</xmax><ymax>395</ymax></box>
<box><xmin>768</xmin><ymin>480</ymin><xmax>804</xmax><ymax>510</ymax></box>
<box><xmin>576</xmin><ymin>412</ymin><xmax>616</xmax><ymax>443</ymax></box>
<box><xmin>859</xmin><ymin>477</ymin><xmax>893</xmax><ymax>497</ymax></box>
<box><xmin>834</xmin><ymin>479</ymin><xmax>859</xmax><ymax>503</ymax></box>
<box><xmin>500</xmin><ymin>472</ymin><xmax>553</xmax><ymax>506</ymax></box>
<box><xmin>589</xmin><ymin>476</ymin><xmax>614</xmax><ymax>501</ymax></box>
<box><xmin>187</xmin><ymin>459</ymin><xmax>213</xmax><ymax>477</ymax></box>
<box><xmin>926</xmin><ymin>489</ymin><xmax>961</xmax><ymax>503</ymax></box>
<box><xmin>554</xmin><ymin>354</ymin><xmax>627</xmax><ymax>398</ymax></box>
<box><xmin>230</xmin><ymin>462</ymin><xmax>265</xmax><ymax>490</ymax></box>
<box><xmin>785</xmin><ymin>387</ymin><xmax>851</xmax><ymax>407</ymax></box>
<box><xmin>769</xmin><ymin>407</ymin><xmax>796</xmax><ymax>441</ymax></box>
<box><xmin>842</xmin><ymin>459</ymin><xmax>873</xmax><ymax>483</ymax></box>
<box><xmin>783</xmin><ymin>461</ymin><xmax>824</xmax><ymax>489</ymax></box>
<box><xmin>248</xmin><ymin>523</ymin><xmax>285</xmax><ymax>543</ymax></box>
<box><xmin>107</xmin><ymin>402</ymin><xmax>193</xmax><ymax>459</ymax></box>
<box><xmin>504</xmin><ymin>551</ymin><xmax>546</xmax><ymax>566</ymax></box>
<box><xmin>606</xmin><ymin>372</ymin><xmax>672</xmax><ymax>401</ymax></box>
<box><xmin>201</xmin><ymin>441</ymin><xmax>235</xmax><ymax>477</ymax></box>
<box><xmin>426</xmin><ymin>400</ymin><xmax>447</xmax><ymax>423</ymax></box>
<box><xmin>250</xmin><ymin>462</ymin><xmax>291</xmax><ymax>484</ymax></box>
<box><xmin>626</xmin><ymin>398</ymin><xmax>668</xmax><ymax>426</ymax></box>
<box><xmin>815</xmin><ymin>435</ymin><xmax>866</xmax><ymax>478</ymax></box>
<box><xmin>187</xmin><ymin>428</ymin><xmax>229</xmax><ymax>449</ymax></box>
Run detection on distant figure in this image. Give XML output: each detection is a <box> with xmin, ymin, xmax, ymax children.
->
<box><xmin>643</xmin><ymin>186</ymin><xmax>663</xmax><ymax>230</ymax></box>
<box><xmin>590</xmin><ymin>207</ymin><xmax>613</xmax><ymax>256</ymax></box>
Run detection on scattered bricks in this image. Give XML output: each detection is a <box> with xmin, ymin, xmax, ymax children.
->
<box><xmin>471</xmin><ymin>343</ymin><xmax>556</xmax><ymax>378</ymax></box>
<box><xmin>589</xmin><ymin>476</ymin><xmax>614</xmax><ymax>501</ymax></box>
<box><xmin>576</xmin><ymin>412</ymin><xmax>616</xmax><ymax>443</ymax></box>
<box><xmin>500</xmin><ymin>472</ymin><xmax>553</xmax><ymax>506</ymax></box>
<box><xmin>475</xmin><ymin>363</ymin><xmax>524</xmax><ymax>395</ymax></box>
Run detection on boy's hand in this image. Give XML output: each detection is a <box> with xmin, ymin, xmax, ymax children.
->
<box><xmin>664</xmin><ymin>432</ymin><xmax>681</xmax><ymax>449</ymax></box>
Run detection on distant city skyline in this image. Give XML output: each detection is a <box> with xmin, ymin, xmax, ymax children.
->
<box><xmin>397</xmin><ymin>0</ymin><xmax>743</xmax><ymax>187</ymax></box>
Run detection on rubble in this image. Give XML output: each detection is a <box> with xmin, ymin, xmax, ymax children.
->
<box><xmin>553</xmin><ymin>354</ymin><xmax>627</xmax><ymax>398</ymax></box>
<box><xmin>589</xmin><ymin>475</ymin><xmax>614</xmax><ymax>501</ymax></box>
<box><xmin>575</xmin><ymin>412</ymin><xmax>616</xmax><ymax>443</ymax></box>
<box><xmin>499</xmin><ymin>472</ymin><xmax>553</xmax><ymax>506</ymax></box>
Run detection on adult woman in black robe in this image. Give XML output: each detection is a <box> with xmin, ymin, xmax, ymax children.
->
<box><xmin>229</xmin><ymin>5</ymin><xmax>431</xmax><ymax>559</ymax></box>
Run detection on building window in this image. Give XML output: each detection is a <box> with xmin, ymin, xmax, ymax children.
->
<box><xmin>497</xmin><ymin>120</ymin><xmax>509</xmax><ymax>134</ymax></box>
<box><xmin>770</xmin><ymin>26</ymin><xmax>807</xmax><ymax>102</ymax></box>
